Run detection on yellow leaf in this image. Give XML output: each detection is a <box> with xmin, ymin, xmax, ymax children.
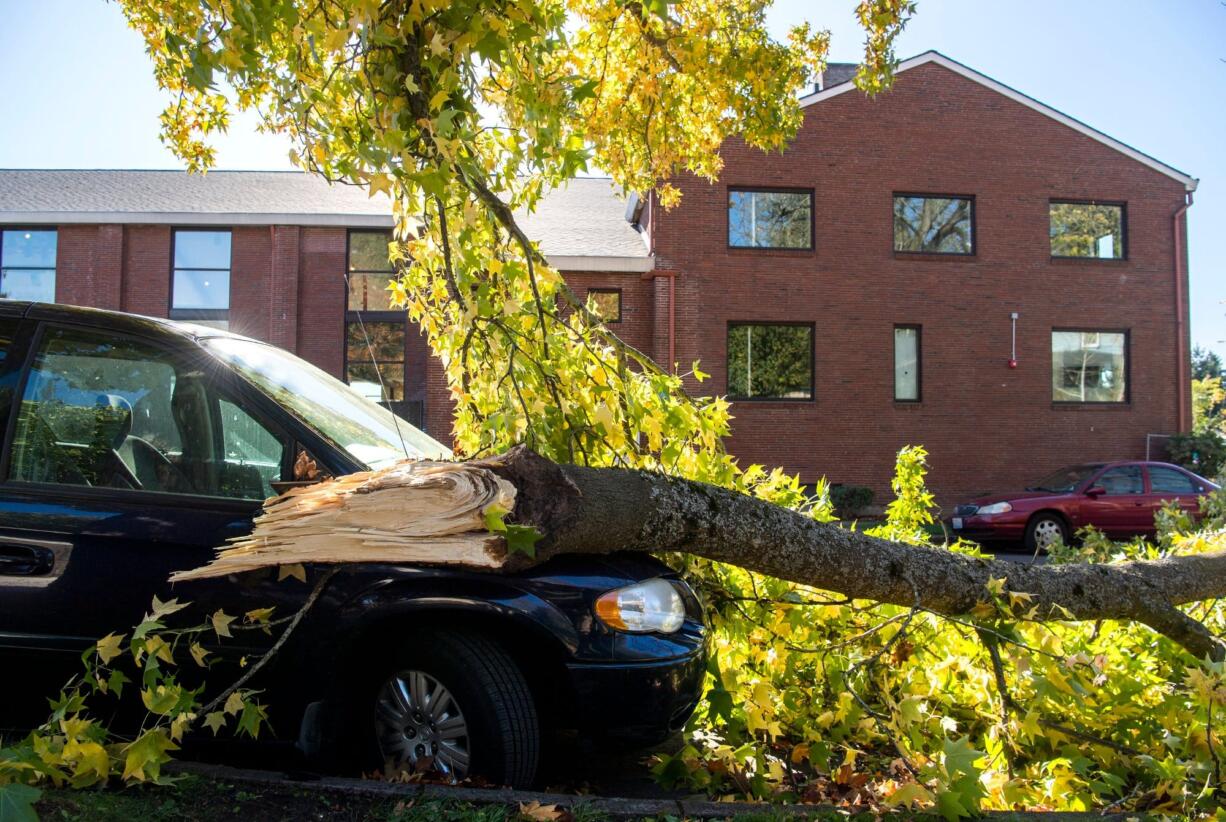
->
<box><xmin>592</xmin><ymin>403</ymin><xmax>616</xmax><ymax>433</ymax></box>
<box><xmin>886</xmin><ymin>782</ymin><xmax>934</xmax><ymax>808</ymax></box>
<box><xmin>1007</xmin><ymin>590</ymin><xmax>1034</xmax><ymax>609</ymax></box>
<box><xmin>170</xmin><ymin>712</ymin><xmax>195</xmax><ymax>742</ymax></box>
<box><xmin>224</xmin><ymin>691</ymin><xmax>245</xmax><ymax>716</ymax></box>
<box><xmin>190</xmin><ymin>642</ymin><xmax>209</xmax><ymax>667</ymax></box>
<box><xmin>970</xmin><ymin>602</ymin><xmax>997</xmax><ymax>620</ymax></box>
<box><xmin>212</xmin><ymin>610</ymin><xmax>235</xmax><ymax>638</ymax></box>
<box><xmin>147</xmin><ymin>595</ymin><xmax>189</xmax><ymax>621</ymax></box>
<box><xmin>368</xmin><ymin>173</ymin><xmax>392</xmax><ymax>198</ymax></box>
<box><xmin>96</xmin><ymin>633</ymin><xmax>125</xmax><ymax>664</ymax></box>
<box><xmin>517</xmin><ymin>801</ymin><xmax>565</xmax><ymax>821</ymax></box>
<box><xmin>71</xmin><ymin>740</ymin><xmax>111</xmax><ymax>781</ymax></box>
<box><xmin>203</xmin><ymin>711</ymin><xmax>227</xmax><ymax>735</ymax></box>
<box><xmin>245</xmin><ymin>607</ymin><xmax>276</xmax><ymax>624</ymax></box>
<box><xmin>142</xmin><ymin>635</ymin><xmax>175</xmax><ymax>665</ymax></box>
<box><xmin>121</xmin><ymin>729</ymin><xmax>177</xmax><ymax>782</ymax></box>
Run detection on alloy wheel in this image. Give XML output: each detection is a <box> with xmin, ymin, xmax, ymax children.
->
<box><xmin>1032</xmin><ymin>518</ymin><xmax>1064</xmax><ymax>550</ymax></box>
<box><xmin>374</xmin><ymin>670</ymin><xmax>470</xmax><ymax>779</ymax></box>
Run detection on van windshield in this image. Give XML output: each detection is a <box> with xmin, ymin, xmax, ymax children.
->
<box><xmin>202</xmin><ymin>336</ymin><xmax>451</xmax><ymax>469</ymax></box>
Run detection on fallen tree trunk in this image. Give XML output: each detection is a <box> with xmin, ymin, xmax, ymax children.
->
<box><xmin>174</xmin><ymin>447</ymin><xmax>1226</xmax><ymax>661</ymax></box>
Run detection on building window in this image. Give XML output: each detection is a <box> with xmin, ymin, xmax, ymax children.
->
<box><xmin>587</xmin><ymin>288</ymin><xmax>622</xmax><ymax>323</ymax></box>
<box><xmin>727</xmin><ymin>323</ymin><xmax>814</xmax><ymax>400</ymax></box>
<box><xmin>346</xmin><ymin>230</ymin><xmax>405</xmax><ymax>407</ymax></box>
<box><xmin>894</xmin><ymin>325</ymin><xmax>921</xmax><ymax>401</ymax></box>
<box><xmin>728</xmin><ymin>189</ymin><xmax>813</xmax><ymax>249</ymax></box>
<box><xmin>1050</xmin><ymin>201</ymin><xmax>1125</xmax><ymax>259</ymax></box>
<box><xmin>1052</xmin><ymin>330</ymin><xmax>1128</xmax><ymax>403</ymax></box>
<box><xmin>171</xmin><ymin>230</ymin><xmax>231</xmax><ymax>326</ymax></box>
<box><xmin>893</xmin><ymin>195</ymin><xmax>973</xmax><ymax>254</ymax></box>
<box><xmin>1</xmin><ymin>229</ymin><xmax>57</xmax><ymax>302</ymax></box>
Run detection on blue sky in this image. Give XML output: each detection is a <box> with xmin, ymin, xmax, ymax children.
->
<box><xmin>1</xmin><ymin>0</ymin><xmax>1223</xmax><ymax>357</ymax></box>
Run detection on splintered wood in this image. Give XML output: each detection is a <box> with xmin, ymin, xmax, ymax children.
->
<box><xmin>171</xmin><ymin>460</ymin><xmax>516</xmax><ymax>582</ymax></box>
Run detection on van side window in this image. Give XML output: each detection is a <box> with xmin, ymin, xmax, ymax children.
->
<box><xmin>8</xmin><ymin>325</ymin><xmax>286</xmax><ymax>500</ymax></box>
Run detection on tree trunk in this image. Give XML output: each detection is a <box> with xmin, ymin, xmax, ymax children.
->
<box><xmin>174</xmin><ymin>447</ymin><xmax>1226</xmax><ymax>661</ymax></box>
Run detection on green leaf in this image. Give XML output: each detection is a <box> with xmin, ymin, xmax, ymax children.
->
<box><xmin>107</xmin><ymin>668</ymin><xmax>131</xmax><ymax>698</ymax></box>
<box><xmin>483</xmin><ymin>502</ymin><xmax>510</xmax><ymax>533</ymax></box>
<box><xmin>121</xmin><ymin>729</ymin><xmax>177</xmax><ymax>782</ymax></box>
<box><xmin>942</xmin><ymin>735</ymin><xmax>984</xmax><ymax>780</ymax></box>
<box><xmin>705</xmin><ymin>686</ymin><xmax>733</xmax><ymax>723</ymax></box>
<box><xmin>935</xmin><ymin>788</ymin><xmax>970</xmax><ymax>822</ymax></box>
<box><xmin>0</xmin><ymin>783</ymin><xmax>41</xmax><ymax>822</ymax></box>
<box><xmin>503</xmin><ymin>523</ymin><xmax>542</xmax><ymax>559</ymax></box>
<box><xmin>236</xmin><ymin>701</ymin><xmax>269</xmax><ymax>738</ymax></box>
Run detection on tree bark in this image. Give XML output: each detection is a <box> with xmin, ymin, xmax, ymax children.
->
<box><xmin>176</xmin><ymin>447</ymin><xmax>1226</xmax><ymax>661</ymax></box>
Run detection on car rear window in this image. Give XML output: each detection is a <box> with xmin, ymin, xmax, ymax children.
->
<box><xmin>0</xmin><ymin>317</ymin><xmax>17</xmax><ymax>365</ymax></box>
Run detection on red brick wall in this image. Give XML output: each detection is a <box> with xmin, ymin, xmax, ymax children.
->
<box><xmin>649</xmin><ymin>61</ymin><xmax>1190</xmax><ymax>506</ymax></box>
<box><xmin>296</xmin><ymin>227</ymin><xmax>346</xmax><ymax>377</ymax></box>
<box><xmin>229</xmin><ymin>226</ymin><xmax>273</xmax><ymax>342</ymax></box>
<box><xmin>55</xmin><ymin>225</ymin><xmax>123</xmax><ymax>310</ymax></box>
<box><xmin>121</xmin><ymin>226</ymin><xmax>171</xmax><ymax>317</ymax></box>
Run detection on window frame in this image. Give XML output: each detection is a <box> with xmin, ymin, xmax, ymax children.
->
<box><xmin>891</xmin><ymin>193</ymin><xmax>976</xmax><ymax>257</ymax></box>
<box><xmin>0</xmin><ymin>319</ymin><xmax>295</xmax><ymax>507</ymax></box>
<box><xmin>726</xmin><ymin>187</ymin><xmax>816</xmax><ymax>252</ymax></box>
<box><xmin>1048</xmin><ymin>199</ymin><xmax>1128</xmax><ymax>261</ymax></box>
<box><xmin>0</xmin><ymin>226</ymin><xmax>58</xmax><ymax>303</ymax></box>
<box><xmin>586</xmin><ymin>287</ymin><xmax>623</xmax><ymax>323</ymax></box>
<box><xmin>1050</xmin><ymin>327</ymin><xmax>1131</xmax><ymax>405</ymax></box>
<box><xmin>169</xmin><ymin>227</ymin><xmax>233</xmax><ymax>322</ymax></box>
<box><xmin>725</xmin><ymin>320</ymin><xmax>816</xmax><ymax>403</ymax></box>
<box><xmin>343</xmin><ymin>229</ymin><xmax>408</xmax><ymax>408</ymax></box>
<box><xmin>893</xmin><ymin>324</ymin><xmax>922</xmax><ymax>403</ymax></box>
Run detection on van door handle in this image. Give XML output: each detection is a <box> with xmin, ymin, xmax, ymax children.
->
<box><xmin>0</xmin><ymin>544</ymin><xmax>55</xmax><ymax>576</ymax></box>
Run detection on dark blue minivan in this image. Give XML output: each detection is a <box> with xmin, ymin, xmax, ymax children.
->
<box><xmin>0</xmin><ymin>300</ymin><xmax>705</xmax><ymax>787</ymax></box>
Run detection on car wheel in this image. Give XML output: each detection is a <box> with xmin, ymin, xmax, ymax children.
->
<box><xmin>342</xmin><ymin>629</ymin><xmax>540</xmax><ymax>787</ymax></box>
<box><xmin>1024</xmin><ymin>514</ymin><xmax>1068</xmax><ymax>553</ymax></box>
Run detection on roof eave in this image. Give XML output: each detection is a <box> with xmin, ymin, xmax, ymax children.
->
<box><xmin>0</xmin><ymin>210</ymin><xmax>396</xmax><ymax>228</ymax></box>
<box><xmin>548</xmin><ymin>254</ymin><xmax>654</xmax><ymax>273</ymax></box>
<box><xmin>797</xmin><ymin>50</ymin><xmax>1197</xmax><ymax>192</ymax></box>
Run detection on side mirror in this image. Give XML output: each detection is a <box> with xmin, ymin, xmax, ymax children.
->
<box><xmin>1085</xmin><ymin>486</ymin><xmax>1106</xmax><ymax>498</ymax></box>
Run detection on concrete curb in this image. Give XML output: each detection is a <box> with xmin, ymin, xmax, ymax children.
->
<box><xmin>168</xmin><ymin>760</ymin><xmax>1137</xmax><ymax>820</ymax></box>
<box><xmin>167</xmin><ymin>760</ymin><xmax>834</xmax><ymax>818</ymax></box>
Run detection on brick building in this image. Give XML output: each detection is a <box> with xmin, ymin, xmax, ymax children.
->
<box><xmin>0</xmin><ymin>52</ymin><xmax>1197</xmax><ymax>506</ymax></box>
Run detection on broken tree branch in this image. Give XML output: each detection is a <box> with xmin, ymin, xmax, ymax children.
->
<box><xmin>173</xmin><ymin>447</ymin><xmax>1226</xmax><ymax>661</ymax></box>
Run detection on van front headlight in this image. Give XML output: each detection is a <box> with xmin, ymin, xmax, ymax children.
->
<box><xmin>594</xmin><ymin>578</ymin><xmax>686</xmax><ymax>634</ymax></box>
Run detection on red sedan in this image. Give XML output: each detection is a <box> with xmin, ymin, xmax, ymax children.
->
<box><xmin>948</xmin><ymin>461</ymin><xmax>1219</xmax><ymax>552</ymax></box>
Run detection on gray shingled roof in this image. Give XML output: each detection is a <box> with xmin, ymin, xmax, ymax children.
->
<box><xmin>516</xmin><ymin>178</ymin><xmax>648</xmax><ymax>259</ymax></box>
<box><xmin>0</xmin><ymin>169</ymin><xmax>650</xmax><ymax>267</ymax></box>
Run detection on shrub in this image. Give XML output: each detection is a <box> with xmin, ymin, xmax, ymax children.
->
<box><xmin>1167</xmin><ymin>428</ymin><xmax>1226</xmax><ymax>480</ymax></box>
<box><xmin>829</xmin><ymin>483</ymin><xmax>873</xmax><ymax>519</ymax></box>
